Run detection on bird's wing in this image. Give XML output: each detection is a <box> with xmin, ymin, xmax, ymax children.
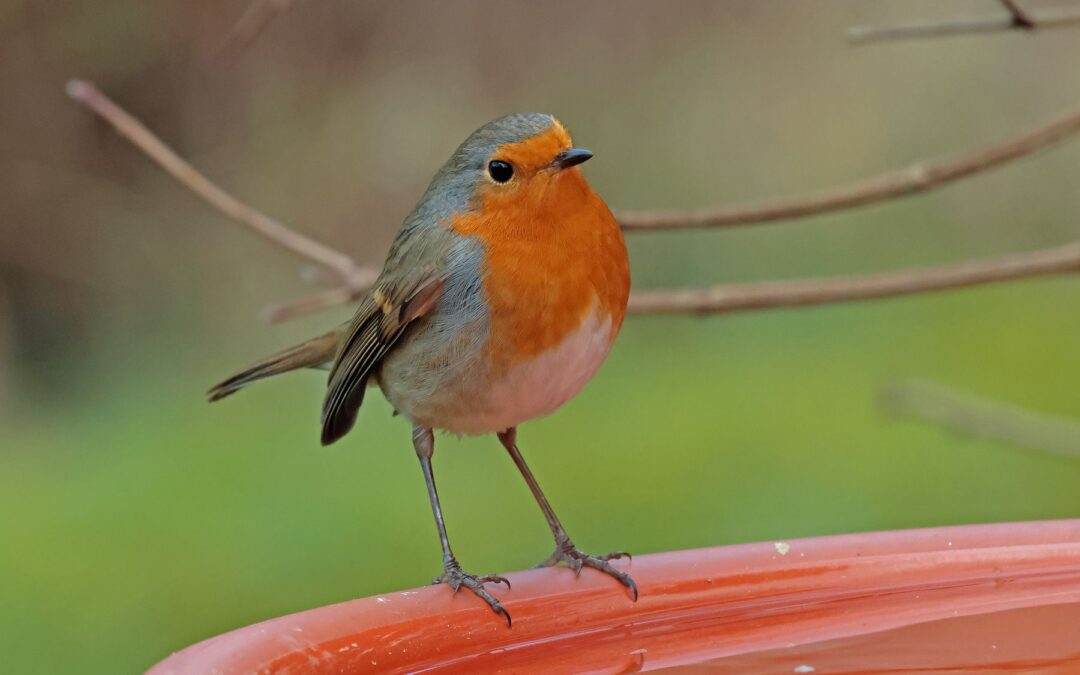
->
<box><xmin>320</xmin><ymin>267</ymin><xmax>445</xmax><ymax>446</ymax></box>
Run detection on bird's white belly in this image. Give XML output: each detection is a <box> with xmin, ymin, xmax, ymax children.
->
<box><xmin>441</xmin><ymin>311</ymin><xmax>616</xmax><ymax>435</ymax></box>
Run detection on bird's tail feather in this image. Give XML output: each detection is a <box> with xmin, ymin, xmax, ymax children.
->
<box><xmin>207</xmin><ymin>327</ymin><xmax>344</xmax><ymax>402</ymax></box>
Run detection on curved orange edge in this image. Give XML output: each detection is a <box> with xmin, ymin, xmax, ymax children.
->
<box><xmin>148</xmin><ymin>520</ymin><xmax>1080</xmax><ymax>674</ymax></box>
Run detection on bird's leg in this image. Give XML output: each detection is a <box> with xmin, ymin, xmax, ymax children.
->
<box><xmin>412</xmin><ymin>426</ymin><xmax>512</xmax><ymax>625</ymax></box>
<box><xmin>497</xmin><ymin>427</ymin><xmax>637</xmax><ymax>600</ymax></box>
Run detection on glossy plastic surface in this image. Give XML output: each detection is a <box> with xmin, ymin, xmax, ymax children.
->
<box><xmin>149</xmin><ymin>520</ymin><xmax>1080</xmax><ymax>674</ymax></box>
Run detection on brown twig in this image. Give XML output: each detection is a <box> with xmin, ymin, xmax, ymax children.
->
<box><xmin>262</xmin><ymin>286</ymin><xmax>359</xmax><ymax>323</ymax></box>
<box><xmin>1000</xmin><ymin>0</ymin><xmax>1037</xmax><ymax>28</ymax></box>
<box><xmin>627</xmin><ymin>242</ymin><xmax>1080</xmax><ymax>314</ymax></box>
<box><xmin>260</xmin><ymin>240</ymin><xmax>1080</xmax><ymax>321</ymax></box>
<box><xmin>616</xmin><ymin>105</ymin><xmax>1080</xmax><ymax>231</ymax></box>
<box><xmin>217</xmin><ymin>0</ymin><xmax>295</xmax><ymax>57</ymax></box>
<box><xmin>881</xmin><ymin>379</ymin><xmax>1080</xmax><ymax>459</ymax></box>
<box><xmin>64</xmin><ymin>79</ymin><xmax>376</xmax><ymax>291</ymax></box>
<box><xmin>847</xmin><ymin>2</ymin><xmax>1080</xmax><ymax>44</ymax></box>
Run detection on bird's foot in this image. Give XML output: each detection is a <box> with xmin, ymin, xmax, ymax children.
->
<box><xmin>433</xmin><ymin>562</ymin><xmax>512</xmax><ymax>626</ymax></box>
<box><xmin>537</xmin><ymin>539</ymin><xmax>638</xmax><ymax>600</ymax></box>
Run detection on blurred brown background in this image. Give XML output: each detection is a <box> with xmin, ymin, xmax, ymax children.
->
<box><xmin>2</xmin><ymin>1</ymin><xmax>1080</xmax><ymax>672</ymax></box>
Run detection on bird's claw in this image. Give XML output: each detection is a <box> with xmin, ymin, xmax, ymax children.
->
<box><xmin>433</xmin><ymin>564</ymin><xmax>512</xmax><ymax>626</ymax></box>
<box><xmin>538</xmin><ymin>541</ymin><xmax>638</xmax><ymax>601</ymax></box>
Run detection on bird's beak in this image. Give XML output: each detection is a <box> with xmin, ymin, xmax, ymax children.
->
<box><xmin>551</xmin><ymin>148</ymin><xmax>593</xmax><ymax>170</ymax></box>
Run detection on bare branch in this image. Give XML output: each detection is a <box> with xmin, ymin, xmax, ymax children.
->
<box><xmin>848</xmin><ymin>3</ymin><xmax>1080</xmax><ymax>44</ymax></box>
<box><xmin>261</xmin><ymin>286</ymin><xmax>365</xmax><ymax>323</ymax></box>
<box><xmin>617</xmin><ymin>105</ymin><xmax>1080</xmax><ymax>231</ymax></box>
<box><xmin>627</xmin><ymin>242</ymin><xmax>1080</xmax><ymax>314</ymax></box>
<box><xmin>65</xmin><ymin>79</ymin><xmax>374</xmax><ymax>288</ymax></box>
<box><xmin>999</xmin><ymin>0</ymin><xmax>1037</xmax><ymax>28</ymax></box>
<box><xmin>849</xmin><ymin>16</ymin><xmax>1014</xmax><ymax>43</ymax></box>
<box><xmin>217</xmin><ymin>0</ymin><xmax>295</xmax><ymax>57</ymax></box>
<box><xmin>881</xmin><ymin>379</ymin><xmax>1080</xmax><ymax>459</ymax></box>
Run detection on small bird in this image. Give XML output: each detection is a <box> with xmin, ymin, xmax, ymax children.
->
<box><xmin>208</xmin><ymin>113</ymin><xmax>633</xmax><ymax>625</ymax></box>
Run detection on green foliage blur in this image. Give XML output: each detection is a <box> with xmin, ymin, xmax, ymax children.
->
<box><xmin>2</xmin><ymin>1</ymin><xmax>1080</xmax><ymax>672</ymax></box>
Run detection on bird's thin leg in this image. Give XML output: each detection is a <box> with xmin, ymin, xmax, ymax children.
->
<box><xmin>497</xmin><ymin>427</ymin><xmax>637</xmax><ymax>600</ymax></box>
<box><xmin>413</xmin><ymin>425</ymin><xmax>512</xmax><ymax>625</ymax></box>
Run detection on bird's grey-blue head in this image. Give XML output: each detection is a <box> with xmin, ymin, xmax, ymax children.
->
<box><xmin>413</xmin><ymin>113</ymin><xmax>593</xmax><ymax>225</ymax></box>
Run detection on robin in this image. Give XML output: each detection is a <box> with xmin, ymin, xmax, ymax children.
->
<box><xmin>208</xmin><ymin>112</ymin><xmax>633</xmax><ymax>625</ymax></box>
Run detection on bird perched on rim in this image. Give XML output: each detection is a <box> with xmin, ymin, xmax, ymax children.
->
<box><xmin>208</xmin><ymin>112</ymin><xmax>633</xmax><ymax>625</ymax></box>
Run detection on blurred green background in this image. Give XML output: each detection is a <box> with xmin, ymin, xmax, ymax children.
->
<box><xmin>2</xmin><ymin>0</ymin><xmax>1080</xmax><ymax>672</ymax></box>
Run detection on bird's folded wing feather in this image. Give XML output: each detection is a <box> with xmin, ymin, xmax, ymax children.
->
<box><xmin>320</xmin><ymin>266</ymin><xmax>445</xmax><ymax>445</ymax></box>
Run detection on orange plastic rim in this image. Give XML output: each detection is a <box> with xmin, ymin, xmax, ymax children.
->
<box><xmin>149</xmin><ymin>520</ymin><xmax>1080</xmax><ymax>673</ymax></box>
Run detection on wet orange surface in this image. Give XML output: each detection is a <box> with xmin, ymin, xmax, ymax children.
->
<box><xmin>691</xmin><ymin>603</ymin><xmax>1080</xmax><ymax>673</ymax></box>
<box><xmin>149</xmin><ymin>521</ymin><xmax>1080</xmax><ymax>674</ymax></box>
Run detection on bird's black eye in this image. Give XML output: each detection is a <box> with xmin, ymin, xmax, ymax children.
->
<box><xmin>487</xmin><ymin>160</ymin><xmax>514</xmax><ymax>183</ymax></box>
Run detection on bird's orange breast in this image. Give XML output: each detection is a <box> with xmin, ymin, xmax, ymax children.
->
<box><xmin>448</xmin><ymin>169</ymin><xmax>630</xmax><ymax>378</ymax></box>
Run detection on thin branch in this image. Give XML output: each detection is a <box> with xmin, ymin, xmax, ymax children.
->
<box><xmin>849</xmin><ymin>16</ymin><xmax>1014</xmax><ymax>43</ymax></box>
<box><xmin>261</xmin><ymin>286</ymin><xmax>361</xmax><ymax>323</ymax></box>
<box><xmin>627</xmin><ymin>242</ymin><xmax>1080</xmax><ymax>314</ymax></box>
<box><xmin>881</xmin><ymin>379</ymin><xmax>1080</xmax><ymax>459</ymax></box>
<box><xmin>217</xmin><ymin>0</ymin><xmax>295</xmax><ymax>57</ymax></box>
<box><xmin>65</xmin><ymin>79</ymin><xmax>374</xmax><ymax>289</ymax></box>
<box><xmin>999</xmin><ymin>0</ymin><xmax>1037</xmax><ymax>28</ymax></box>
<box><xmin>847</xmin><ymin>3</ymin><xmax>1080</xmax><ymax>44</ymax></box>
<box><xmin>263</xmin><ymin>241</ymin><xmax>1078</xmax><ymax>322</ymax></box>
<box><xmin>616</xmin><ymin>105</ymin><xmax>1080</xmax><ymax>231</ymax></box>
